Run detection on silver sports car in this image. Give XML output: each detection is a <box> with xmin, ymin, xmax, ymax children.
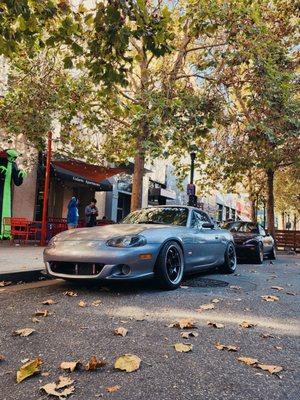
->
<box><xmin>44</xmin><ymin>206</ymin><xmax>236</xmax><ymax>289</ymax></box>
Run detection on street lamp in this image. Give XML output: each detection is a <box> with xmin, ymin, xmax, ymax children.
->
<box><xmin>187</xmin><ymin>151</ymin><xmax>197</xmax><ymax>207</ymax></box>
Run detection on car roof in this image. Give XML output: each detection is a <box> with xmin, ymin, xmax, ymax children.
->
<box><xmin>149</xmin><ymin>205</ymin><xmax>202</xmax><ymax>212</ymax></box>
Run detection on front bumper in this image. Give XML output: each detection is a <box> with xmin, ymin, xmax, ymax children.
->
<box><xmin>235</xmin><ymin>244</ymin><xmax>257</xmax><ymax>259</ymax></box>
<box><xmin>43</xmin><ymin>241</ymin><xmax>159</xmax><ymax>281</ymax></box>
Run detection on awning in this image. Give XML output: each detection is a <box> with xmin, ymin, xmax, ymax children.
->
<box><xmin>51</xmin><ymin>159</ymin><xmax>128</xmax><ymax>191</ymax></box>
<box><xmin>149</xmin><ymin>187</ymin><xmax>177</xmax><ymax>200</ymax></box>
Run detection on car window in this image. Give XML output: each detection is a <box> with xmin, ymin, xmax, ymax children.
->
<box><xmin>122</xmin><ymin>207</ymin><xmax>189</xmax><ymax>226</ymax></box>
<box><xmin>223</xmin><ymin>221</ymin><xmax>259</xmax><ymax>233</ymax></box>
<box><xmin>191</xmin><ymin>211</ymin><xmax>210</xmax><ymax>229</ymax></box>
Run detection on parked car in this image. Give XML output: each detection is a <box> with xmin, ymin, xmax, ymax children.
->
<box><xmin>44</xmin><ymin>205</ymin><xmax>236</xmax><ymax>290</ymax></box>
<box><xmin>222</xmin><ymin>221</ymin><xmax>276</xmax><ymax>264</ymax></box>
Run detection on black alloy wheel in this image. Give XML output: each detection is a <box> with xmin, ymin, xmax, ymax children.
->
<box><xmin>155</xmin><ymin>241</ymin><xmax>184</xmax><ymax>290</ymax></box>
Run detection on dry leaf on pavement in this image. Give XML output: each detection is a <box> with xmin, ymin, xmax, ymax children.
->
<box><xmin>211</xmin><ymin>299</ymin><xmax>220</xmax><ymax>303</ymax></box>
<box><xmin>215</xmin><ymin>343</ymin><xmax>238</xmax><ymax>352</ymax></box>
<box><xmin>196</xmin><ymin>304</ymin><xmax>215</xmax><ymax>312</ymax></box>
<box><xmin>114</xmin><ymin>354</ymin><xmax>141</xmax><ymax>372</ymax></box>
<box><xmin>85</xmin><ymin>356</ymin><xmax>106</xmax><ymax>371</ymax></box>
<box><xmin>0</xmin><ymin>281</ymin><xmax>12</xmax><ymax>287</ymax></box>
<box><xmin>63</xmin><ymin>291</ymin><xmax>78</xmax><ymax>297</ymax></box>
<box><xmin>174</xmin><ymin>343</ymin><xmax>193</xmax><ymax>353</ymax></box>
<box><xmin>180</xmin><ymin>331</ymin><xmax>199</xmax><ymax>339</ymax></box>
<box><xmin>238</xmin><ymin>357</ymin><xmax>258</xmax><ymax>366</ymax></box>
<box><xmin>106</xmin><ymin>385</ymin><xmax>121</xmax><ymax>393</ymax></box>
<box><xmin>260</xmin><ymin>333</ymin><xmax>275</xmax><ymax>339</ymax></box>
<box><xmin>0</xmin><ymin>354</ymin><xmax>5</xmax><ymax>361</ymax></box>
<box><xmin>41</xmin><ymin>376</ymin><xmax>75</xmax><ymax>398</ymax></box>
<box><xmin>114</xmin><ymin>327</ymin><xmax>128</xmax><ymax>337</ymax></box>
<box><xmin>239</xmin><ymin>321</ymin><xmax>256</xmax><ymax>329</ymax></box>
<box><xmin>207</xmin><ymin>321</ymin><xmax>224</xmax><ymax>329</ymax></box>
<box><xmin>261</xmin><ymin>295</ymin><xmax>279</xmax><ymax>302</ymax></box>
<box><xmin>271</xmin><ymin>286</ymin><xmax>284</xmax><ymax>291</ymax></box>
<box><xmin>286</xmin><ymin>292</ymin><xmax>296</xmax><ymax>296</ymax></box>
<box><xmin>33</xmin><ymin>310</ymin><xmax>50</xmax><ymax>317</ymax></box>
<box><xmin>230</xmin><ymin>285</ymin><xmax>242</xmax><ymax>290</ymax></box>
<box><xmin>91</xmin><ymin>300</ymin><xmax>101</xmax><ymax>307</ymax></box>
<box><xmin>60</xmin><ymin>361</ymin><xmax>80</xmax><ymax>372</ymax></box>
<box><xmin>78</xmin><ymin>301</ymin><xmax>87</xmax><ymax>308</ymax></box>
<box><xmin>13</xmin><ymin>328</ymin><xmax>36</xmax><ymax>337</ymax></box>
<box><xmin>42</xmin><ymin>299</ymin><xmax>57</xmax><ymax>305</ymax></box>
<box><xmin>257</xmin><ymin>364</ymin><xmax>283</xmax><ymax>374</ymax></box>
<box><xmin>169</xmin><ymin>319</ymin><xmax>197</xmax><ymax>329</ymax></box>
<box><xmin>16</xmin><ymin>358</ymin><xmax>42</xmax><ymax>383</ymax></box>
<box><xmin>31</xmin><ymin>317</ymin><xmax>40</xmax><ymax>323</ymax></box>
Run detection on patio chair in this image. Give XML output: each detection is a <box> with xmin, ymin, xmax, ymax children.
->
<box><xmin>10</xmin><ymin>217</ymin><xmax>29</xmax><ymax>244</ymax></box>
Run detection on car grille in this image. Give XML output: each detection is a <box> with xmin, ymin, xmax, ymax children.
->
<box><xmin>49</xmin><ymin>262</ymin><xmax>105</xmax><ymax>276</ymax></box>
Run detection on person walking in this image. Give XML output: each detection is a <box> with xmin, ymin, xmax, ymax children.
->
<box><xmin>67</xmin><ymin>196</ymin><xmax>79</xmax><ymax>230</ymax></box>
<box><xmin>85</xmin><ymin>198</ymin><xmax>99</xmax><ymax>227</ymax></box>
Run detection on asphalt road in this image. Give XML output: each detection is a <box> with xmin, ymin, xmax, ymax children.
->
<box><xmin>0</xmin><ymin>254</ymin><xmax>299</xmax><ymax>400</ymax></box>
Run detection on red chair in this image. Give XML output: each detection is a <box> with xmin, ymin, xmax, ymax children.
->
<box><xmin>10</xmin><ymin>218</ymin><xmax>29</xmax><ymax>244</ymax></box>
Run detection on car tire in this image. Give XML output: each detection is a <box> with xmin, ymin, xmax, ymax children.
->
<box><xmin>155</xmin><ymin>241</ymin><xmax>184</xmax><ymax>290</ymax></box>
<box><xmin>253</xmin><ymin>243</ymin><xmax>264</xmax><ymax>264</ymax></box>
<box><xmin>219</xmin><ymin>242</ymin><xmax>237</xmax><ymax>274</ymax></box>
<box><xmin>268</xmin><ymin>245</ymin><xmax>277</xmax><ymax>260</ymax></box>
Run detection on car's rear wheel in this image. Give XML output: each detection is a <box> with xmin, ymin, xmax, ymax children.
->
<box><xmin>268</xmin><ymin>245</ymin><xmax>277</xmax><ymax>260</ymax></box>
<box><xmin>219</xmin><ymin>242</ymin><xmax>237</xmax><ymax>274</ymax></box>
<box><xmin>155</xmin><ymin>241</ymin><xmax>184</xmax><ymax>290</ymax></box>
<box><xmin>253</xmin><ymin>243</ymin><xmax>264</xmax><ymax>264</ymax></box>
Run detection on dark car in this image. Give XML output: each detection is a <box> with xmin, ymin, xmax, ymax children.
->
<box><xmin>222</xmin><ymin>221</ymin><xmax>276</xmax><ymax>264</ymax></box>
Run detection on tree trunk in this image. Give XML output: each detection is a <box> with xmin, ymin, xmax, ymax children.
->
<box><xmin>130</xmin><ymin>134</ymin><xmax>145</xmax><ymax>212</ymax></box>
<box><xmin>250</xmin><ymin>199</ymin><xmax>256</xmax><ymax>222</ymax></box>
<box><xmin>281</xmin><ymin>212</ymin><xmax>285</xmax><ymax>230</ymax></box>
<box><xmin>266</xmin><ymin>169</ymin><xmax>275</xmax><ymax>238</ymax></box>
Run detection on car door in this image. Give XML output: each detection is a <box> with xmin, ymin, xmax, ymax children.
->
<box><xmin>189</xmin><ymin>210</ymin><xmax>219</xmax><ymax>268</ymax></box>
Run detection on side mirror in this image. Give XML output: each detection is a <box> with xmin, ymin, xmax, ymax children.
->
<box><xmin>202</xmin><ymin>222</ymin><xmax>214</xmax><ymax>229</ymax></box>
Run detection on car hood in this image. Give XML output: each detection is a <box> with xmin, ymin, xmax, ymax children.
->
<box><xmin>53</xmin><ymin>223</ymin><xmax>176</xmax><ymax>241</ymax></box>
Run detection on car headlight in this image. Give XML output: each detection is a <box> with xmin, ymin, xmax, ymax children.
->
<box><xmin>243</xmin><ymin>239</ymin><xmax>256</xmax><ymax>245</ymax></box>
<box><xmin>106</xmin><ymin>235</ymin><xmax>147</xmax><ymax>248</ymax></box>
<box><xmin>47</xmin><ymin>236</ymin><xmax>59</xmax><ymax>247</ymax></box>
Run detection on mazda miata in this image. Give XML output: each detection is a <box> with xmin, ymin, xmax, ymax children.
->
<box><xmin>44</xmin><ymin>206</ymin><xmax>236</xmax><ymax>289</ymax></box>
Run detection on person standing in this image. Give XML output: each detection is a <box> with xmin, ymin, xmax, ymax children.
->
<box><xmin>67</xmin><ymin>197</ymin><xmax>79</xmax><ymax>229</ymax></box>
<box><xmin>85</xmin><ymin>198</ymin><xmax>99</xmax><ymax>227</ymax></box>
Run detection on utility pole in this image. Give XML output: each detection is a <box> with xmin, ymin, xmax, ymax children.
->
<box><xmin>40</xmin><ymin>131</ymin><xmax>52</xmax><ymax>246</ymax></box>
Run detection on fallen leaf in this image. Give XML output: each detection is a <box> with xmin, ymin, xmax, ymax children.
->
<box><xmin>180</xmin><ymin>331</ymin><xmax>199</xmax><ymax>339</ymax></box>
<box><xmin>13</xmin><ymin>328</ymin><xmax>36</xmax><ymax>337</ymax></box>
<box><xmin>114</xmin><ymin>327</ymin><xmax>128</xmax><ymax>337</ymax></box>
<box><xmin>230</xmin><ymin>285</ymin><xmax>241</xmax><ymax>290</ymax></box>
<box><xmin>16</xmin><ymin>358</ymin><xmax>42</xmax><ymax>383</ymax></box>
<box><xmin>257</xmin><ymin>364</ymin><xmax>283</xmax><ymax>374</ymax></box>
<box><xmin>78</xmin><ymin>300</ymin><xmax>87</xmax><ymax>308</ymax></box>
<box><xmin>33</xmin><ymin>310</ymin><xmax>50</xmax><ymax>317</ymax></box>
<box><xmin>261</xmin><ymin>295</ymin><xmax>279</xmax><ymax>302</ymax></box>
<box><xmin>169</xmin><ymin>319</ymin><xmax>197</xmax><ymax>329</ymax></box>
<box><xmin>85</xmin><ymin>356</ymin><xmax>106</xmax><ymax>371</ymax></box>
<box><xmin>41</xmin><ymin>376</ymin><xmax>75</xmax><ymax>398</ymax></box>
<box><xmin>239</xmin><ymin>321</ymin><xmax>256</xmax><ymax>329</ymax></box>
<box><xmin>60</xmin><ymin>361</ymin><xmax>80</xmax><ymax>372</ymax></box>
<box><xmin>211</xmin><ymin>299</ymin><xmax>220</xmax><ymax>303</ymax></box>
<box><xmin>207</xmin><ymin>321</ymin><xmax>224</xmax><ymax>329</ymax></box>
<box><xmin>238</xmin><ymin>357</ymin><xmax>258</xmax><ymax>366</ymax></box>
<box><xmin>63</xmin><ymin>291</ymin><xmax>77</xmax><ymax>297</ymax></box>
<box><xmin>215</xmin><ymin>343</ymin><xmax>238</xmax><ymax>352</ymax></box>
<box><xmin>196</xmin><ymin>303</ymin><xmax>215</xmax><ymax>312</ymax></box>
<box><xmin>31</xmin><ymin>317</ymin><xmax>40</xmax><ymax>323</ymax></box>
<box><xmin>0</xmin><ymin>281</ymin><xmax>12</xmax><ymax>287</ymax></box>
<box><xmin>260</xmin><ymin>333</ymin><xmax>275</xmax><ymax>339</ymax></box>
<box><xmin>286</xmin><ymin>292</ymin><xmax>296</xmax><ymax>296</ymax></box>
<box><xmin>174</xmin><ymin>343</ymin><xmax>193</xmax><ymax>353</ymax></box>
<box><xmin>91</xmin><ymin>300</ymin><xmax>101</xmax><ymax>307</ymax></box>
<box><xmin>114</xmin><ymin>354</ymin><xmax>141</xmax><ymax>372</ymax></box>
<box><xmin>42</xmin><ymin>299</ymin><xmax>57</xmax><ymax>305</ymax></box>
<box><xmin>0</xmin><ymin>354</ymin><xmax>5</xmax><ymax>361</ymax></box>
<box><xmin>180</xmin><ymin>285</ymin><xmax>189</xmax><ymax>289</ymax></box>
<box><xmin>21</xmin><ymin>358</ymin><xmax>30</xmax><ymax>363</ymax></box>
<box><xmin>274</xmin><ymin>346</ymin><xmax>282</xmax><ymax>350</ymax></box>
<box><xmin>106</xmin><ymin>385</ymin><xmax>121</xmax><ymax>393</ymax></box>
<box><xmin>271</xmin><ymin>286</ymin><xmax>284</xmax><ymax>291</ymax></box>
<box><xmin>41</xmin><ymin>372</ymin><xmax>50</xmax><ymax>377</ymax></box>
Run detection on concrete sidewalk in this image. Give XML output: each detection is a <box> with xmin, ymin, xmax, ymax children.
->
<box><xmin>0</xmin><ymin>244</ymin><xmax>45</xmax><ymax>282</ymax></box>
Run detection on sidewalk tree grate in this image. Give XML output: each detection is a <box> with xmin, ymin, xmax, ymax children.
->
<box><xmin>183</xmin><ymin>278</ymin><xmax>229</xmax><ymax>288</ymax></box>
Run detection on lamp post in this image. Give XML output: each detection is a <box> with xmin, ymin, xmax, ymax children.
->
<box><xmin>40</xmin><ymin>131</ymin><xmax>52</xmax><ymax>246</ymax></box>
<box><xmin>187</xmin><ymin>151</ymin><xmax>197</xmax><ymax>207</ymax></box>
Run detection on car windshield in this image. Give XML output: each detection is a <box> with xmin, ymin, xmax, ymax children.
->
<box><xmin>122</xmin><ymin>207</ymin><xmax>189</xmax><ymax>226</ymax></box>
<box><xmin>222</xmin><ymin>221</ymin><xmax>259</xmax><ymax>233</ymax></box>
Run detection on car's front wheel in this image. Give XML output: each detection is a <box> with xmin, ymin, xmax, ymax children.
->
<box><xmin>219</xmin><ymin>242</ymin><xmax>237</xmax><ymax>274</ymax></box>
<box><xmin>253</xmin><ymin>243</ymin><xmax>264</xmax><ymax>264</ymax></box>
<box><xmin>155</xmin><ymin>241</ymin><xmax>184</xmax><ymax>290</ymax></box>
<box><xmin>268</xmin><ymin>245</ymin><xmax>276</xmax><ymax>260</ymax></box>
